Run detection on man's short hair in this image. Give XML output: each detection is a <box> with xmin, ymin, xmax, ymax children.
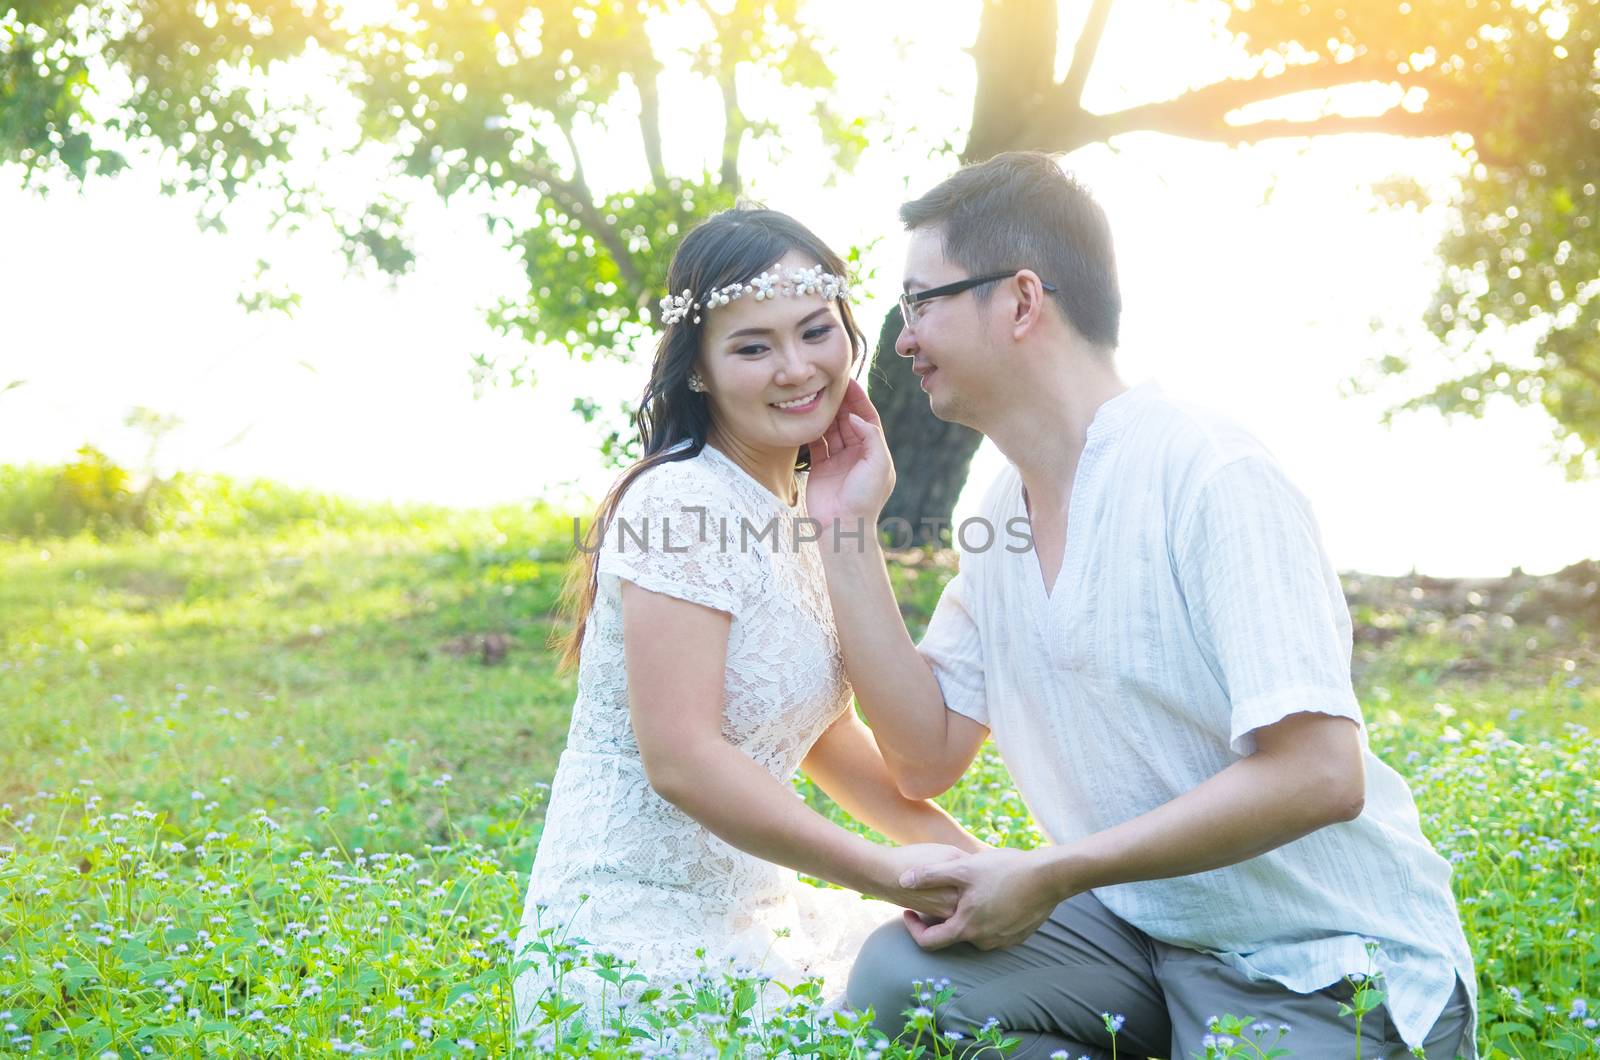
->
<box><xmin>900</xmin><ymin>151</ymin><xmax>1121</xmax><ymax>349</ymax></box>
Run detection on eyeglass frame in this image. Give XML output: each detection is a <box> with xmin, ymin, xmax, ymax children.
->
<box><xmin>898</xmin><ymin>269</ymin><xmax>1059</xmax><ymax>327</ymax></box>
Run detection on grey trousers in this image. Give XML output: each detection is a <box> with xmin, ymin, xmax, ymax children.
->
<box><xmin>846</xmin><ymin>892</ymin><xmax>1474</xmax><ymax>1060</ymax></box>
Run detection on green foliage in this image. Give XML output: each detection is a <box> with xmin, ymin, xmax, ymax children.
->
<box><xmin>0</xmin><ymin>770</ymin><xmax>1004</xmax><ymax>1056</ymax></box>
<box><xmin>130</xmin><ymin>473</ymin><xmax>449</xmax><ymax>540</ymax></box>
<box><xmin>0</xmin><ymin>446</ymin><xmax>161</xmax><ymax>538</ymax></box>
<box><xmin>4</xmin><ymin>1</ymin><xmax>867</xmax><ymax>469</ymax></box>
<box><xmin>1195</xmin><ymin>1014</ymin><xmax>1293</xmax><ymax>1059</ymax></box>
<box><xmin>13</xmin><ymin>0</ymin><xmax>1600</xmax><ymax>484</ymax></box>
<box><xmin>487</xmin><ymin>175</ymin><xmax>736</xmax><ymax>367</ymax></box>
<box><xmin>0</xmin><ymin>1</ymin><xmax>128</xmax><ymax>183</ymax></box>
<box><xmin>1250</xmin><ymin>0</ymin><xmax>1600</xmax><ymax>477</ymax></box>
<box><xmin>0</xmin><ymin>455</ymin><xmax>428</xmax><ymax>540</ymax></box>
<box><xmin>3</xmin><ymin>0</ymin><xmax>855</xmax><ymax>376</ymax></box>
<box><xmin>0</xmin><ymin>752</ymin><xmax>543</xmax><ymax>1055</ymax></box>
<box><xmin>1380</xmin><ymin>715</ymin><xmax>1600</xmax><ymax>1055</ymax></box>
<box><xmin>55</xmin><ymin>445</ymin><xmax>140</xmax><ymax>527</ymax></box>
<box><xmin>1</xmin><ymin>452</ymin><xmax>595</xmax><ymax>545</ymax></box>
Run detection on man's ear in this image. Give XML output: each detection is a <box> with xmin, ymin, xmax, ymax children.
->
<box><xmin>1010</xmin><ymin>269</ymin><xmax>1049</xmax><ymax>339</ymax></box>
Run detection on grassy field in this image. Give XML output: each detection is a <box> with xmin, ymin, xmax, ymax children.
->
<box><xmin>1</xmin><ymin>477</ymin><xmax>1596</xmax><ymax>1057</ymax></box>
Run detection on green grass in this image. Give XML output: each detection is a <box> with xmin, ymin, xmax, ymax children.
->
<box><xmin>1</xmin><ymin>512</ymin><xmax>577</xmax><ymax>823</ymax></box>
<box><xmin>1</xmin><ymin>477</ymin><xmax>1596</xmax><ymax>1057</ymax></box>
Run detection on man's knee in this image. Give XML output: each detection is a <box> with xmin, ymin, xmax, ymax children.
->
<box><xmin>846</xmin><ymin>919</ymin><xmax>939</xmax><ymax>1035</ymax></box>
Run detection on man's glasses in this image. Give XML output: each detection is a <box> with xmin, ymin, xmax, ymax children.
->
<box><xmin>898</xmin><ymin>270</ymin><xmax>1059</xmax><ymax>327</ymax></box>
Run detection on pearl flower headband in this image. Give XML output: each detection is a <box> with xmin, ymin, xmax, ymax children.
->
<box><xmin>658</xmin><ymin>262</ymin><xmax>852</xmax><ymax>327</ymax></box>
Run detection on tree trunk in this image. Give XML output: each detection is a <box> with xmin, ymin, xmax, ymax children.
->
<box><xmin>870</xmin><ymin>0</ymin><xmax>1058</xmax><ymax>537</ymax></box>
<box><xmin>870</xmin><ymin>310</ymin><xmax>984</xmax><ymax>545</ymax></box>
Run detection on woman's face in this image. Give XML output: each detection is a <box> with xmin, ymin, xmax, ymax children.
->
<box><xmin>696</xmin><ymin>248</ymin><xmax>853</xmax><ymax>453</ymax></box>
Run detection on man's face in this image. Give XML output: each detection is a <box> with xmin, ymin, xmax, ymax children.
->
<box><xmin>895</xmin><ymin>226</ymin><xmax>994</xmax><ymax>427</ymax></box>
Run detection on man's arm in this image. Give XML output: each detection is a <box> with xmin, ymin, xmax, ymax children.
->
<box><xmin>1059</xmin><ymin>710</ymin><xmax>1365</xmax><ymax>884</ymax></box>
<box><xmin>899</xmin><ymin>708</ymin><xmax>1364</xmax><ymax>949</ymax></box>
<box><xmin>901</xmin><ymin>453</ymin><xmax>1370</xmax><ymax>950</ymax></box>
<box><xmin>806</xmin><ymin>380</ymin><xmax>988</xmax><ymax>799</ymax></box>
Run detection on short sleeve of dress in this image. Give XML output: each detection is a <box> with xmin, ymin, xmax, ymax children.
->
<box><xmin>594</xmin><ymin>458</ymin><xmax>745</xmax><ymax>616</ymax></box>
<box><xmin>915</xmin><ymin>569</ymin><xmax>989</xmax><ymax>727</ymax></box>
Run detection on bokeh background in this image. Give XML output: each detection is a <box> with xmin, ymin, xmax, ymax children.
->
<box><xmin>4</xmin><ymin>0</ymin><xmax>1598</xmax><ymax>574</ymax></box>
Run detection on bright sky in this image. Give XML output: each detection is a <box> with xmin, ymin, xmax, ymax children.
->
<box><xmin>2</xmin><ymin>0</ymin><xmax>1596</xmax><ymax>576</ymax></box>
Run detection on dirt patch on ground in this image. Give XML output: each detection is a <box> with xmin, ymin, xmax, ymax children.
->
<box><xmin>438</xmin><ymin>631</ymin><xmax>516</xmax><ymax>666</ymax></box>
<box><xmin>1344</xmin><ymin>560</ymin><xmax>1600</xmax><ymax>630</ymax></box>
<box><xmin>1344</xmin><ymin>561</ymin><xmax>1598</xmax><ymax>688</ymax></box>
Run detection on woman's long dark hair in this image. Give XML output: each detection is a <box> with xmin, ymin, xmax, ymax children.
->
<box><xmin>554</xmin><ymin>205</ymin><xmax>868</xmax><ymax>671</ymax></box>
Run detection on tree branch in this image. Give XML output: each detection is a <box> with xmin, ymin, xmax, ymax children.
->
<box><xmin>526</xmin><ymin>162</ymin><xmax>646</xmax><ymax>302</ymax></box>
<box><xmin>963</xmin><ymin>0</ymin><xmax>1059</xmax><ymax>162</ymax></box>
<box><xmin>1059</xmin><ymin>0</ymin><xmax>1116</xmax><ymax>111</ymax></box>
<box><xmin>636</xmin><ymin>66</ymin><xmax>667</xmax><ymax>187</ymax></box>
<box><xmin>1023</xmin><ymin>56</ymin><xmax>1472</xmax><ymax>153</ymax></box>
<box><xmin>693</xmin><ymin>0</ymin><xmax>744</xmax><ymax>191</ymax></box>
<box><xmin>1140</xmin><ymin>55</ymin><xmax>1402</xmax><ymax>122</ymax></box>
<box><xmin>1134</xmin><ymin>108</ymin><xmax>1466</xmax><ymax>144</ymax></box>
<box><xmin>717</xmin><ymin>65</ymin><xmax>744</xmax><ymax>192</ymax></box>
<box><xmin>555</xmin><ymin>118</ymin><xmax>590</xmax><ymax>203</ymax></box>
<box><xmin>1565</xmin><ymin>355</ymin><xmax>1600</xmax><ymax>393</ymax></box>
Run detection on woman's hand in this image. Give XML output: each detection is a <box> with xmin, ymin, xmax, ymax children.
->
<box><xmin>806</xmin><ymin>379</ymin><xmax>895</xmax><ymax>533</ymax></box>
<box><xmin>864</xmin><ymin>842</ymin><xmax>967</xmax><ymax>920</ymax></box>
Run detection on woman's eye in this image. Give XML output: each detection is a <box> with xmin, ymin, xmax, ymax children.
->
<box><xmin>803</xmin><ymin>325</ymin><xmax>834</xmax><ymax>342</ymax></box>
<box><xmin>735</xmin><ymin>344</ymin><xmax>767</xmax><ymax>356</ymax></box>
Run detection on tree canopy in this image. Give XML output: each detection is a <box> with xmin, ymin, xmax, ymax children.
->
<box><xmin>4</xmin><ymin>0</ymin><xmax>1595</xmax><ymax>485</ymax></box>
<box><xmin>3</xmin><ymin>0</ymin><xmax>859</xmax><ymax>451</ymax></box>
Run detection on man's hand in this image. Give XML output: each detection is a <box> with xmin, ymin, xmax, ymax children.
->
<box><xmin>806</xmin><ymin>379</ymin><xmax>894</xmax><ymax>531</ymax></box>
<box><xmin>867</xmin><ymin>842</ymin><xmax>965</xmax><ymax>921</ymax></box>
<box><xmin>897</xmin><ymin>847</ymin><xmax>1066</xmax><ymax>951</ymax></box>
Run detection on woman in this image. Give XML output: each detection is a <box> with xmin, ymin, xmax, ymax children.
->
<box><xmin>514</xmin><ymin>206</ymin><xmax>983</xmax><ymax>1030</ymax></box>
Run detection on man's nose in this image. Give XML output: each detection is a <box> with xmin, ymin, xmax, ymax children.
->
<box><xmin>894</xmin><ymin>320</ymin><xmax>917</xmax><ymax>359</ymax></box>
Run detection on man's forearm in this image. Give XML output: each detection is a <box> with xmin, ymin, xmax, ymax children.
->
<box><xmin>818</xmin><ymin>538</ymin><xmax>950</xmax><ymax>762</ymax></box>
<box><xmin>1039</xmin><ymin>737</ymin><xmax>1363</xmax><ymax>899</ymax></box>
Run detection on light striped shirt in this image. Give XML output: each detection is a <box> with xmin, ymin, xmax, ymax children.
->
<box><xmin>917</xmin><ymin>382</ymin><xmax>1476</xmax><ymax>1053</ymax></box>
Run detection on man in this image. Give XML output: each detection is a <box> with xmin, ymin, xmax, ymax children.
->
<box><xmin>803</xmin><ymin>151</ymin><xmax>1476</xmax><ymax>1059</ymax></box>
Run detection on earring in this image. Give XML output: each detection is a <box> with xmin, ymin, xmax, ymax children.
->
<box><xmin>687</xmin><ymin>373</ymin><xmax>707</xmax><ymax>393</ymax></box>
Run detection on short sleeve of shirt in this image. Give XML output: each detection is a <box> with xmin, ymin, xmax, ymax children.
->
<box><xmin>1174</xmin><ymin>455</ymin><xmax>1363</xmax><ymax>756</ymax></box>
<box><xmin>595</xmin><ymin>462</ymin><xmax>743</xmax><ymax>616</ymax></box>
<box><xmin>915</xmin><ymin>569</ymin><xmax>989</xmax><ymax>727</ymax></box>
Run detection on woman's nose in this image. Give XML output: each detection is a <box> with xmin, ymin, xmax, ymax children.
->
<box><xmin>774</xmin><ymin>342</ymin><xmax>814</xmax><ymax>384</ymax></box>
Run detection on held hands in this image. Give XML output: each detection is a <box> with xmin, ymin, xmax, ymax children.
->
<box><xmin>896</xmin><ymin>847</ymin><xmax>1065</xmax><ymax>952</ymax></box>
<box><xmin>806</xmin><ymin>379</ymin><xmax>895</xmax><ymax>531</ymax></box>
<box><xmin>870</xmin><ymin>843</ymin><xmax>965</xmax><ymax>921</ymax></box>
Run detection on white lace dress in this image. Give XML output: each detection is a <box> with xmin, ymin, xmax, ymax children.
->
<box><xmin>513</xmin><ymin>442</ymin><xmax>900</xmax><ymax>1031</ymax></box>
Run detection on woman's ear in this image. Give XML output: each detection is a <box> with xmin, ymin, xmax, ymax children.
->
<box><xmin>686</xmin><ymin>356</ymin><xmax>710</xmax><ymax>393</ymax></box>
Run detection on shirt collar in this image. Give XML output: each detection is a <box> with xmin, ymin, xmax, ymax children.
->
<box><xmin>1085</xmin><ymin>380</ymin><xmax>1160</xmax><ymax>445</ymax></box>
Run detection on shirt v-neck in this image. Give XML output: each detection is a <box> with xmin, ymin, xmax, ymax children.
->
<box><xmin>1014</xmin><ymin>383</ymin><xmax>1154</xmax><ymax>625</ymax></box>
<box><xmin>1020</xmin><ymin>477</ymin><xmax>1076</xmax><ymax>605</ymax></box>
<box><xmin>1018</xmin><ymin>472</ymin><xmax>1085</xmax><ymax>638</ymax></box>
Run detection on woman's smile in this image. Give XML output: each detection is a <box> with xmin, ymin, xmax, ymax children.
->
<box><xmin>770</xmin><ymin>388</ymin><xmax>825</xmax><ymax>413</ymax></box>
